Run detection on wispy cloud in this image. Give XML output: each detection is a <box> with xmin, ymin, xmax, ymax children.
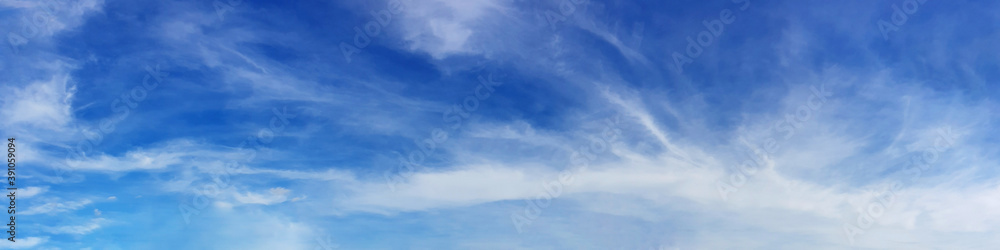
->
<box><xmin>22</xmin><ymin>199</ymin><xmax>92</xmax><ymax>215</ymax></box>
<box><xmin>42</xmin><ymin>218</ymin><xmax>106</xmax><ymax>235</ymax></box>
<box><xmin>4</xmin><ymin>0</ymin><xmax>1000</xmax><ymax>249</ymax></box>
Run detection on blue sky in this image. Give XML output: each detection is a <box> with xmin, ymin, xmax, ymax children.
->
<box><xmin>1</xmin><ymin>0</ymin><xmax>998</xmax><ymax>249</ymax></box>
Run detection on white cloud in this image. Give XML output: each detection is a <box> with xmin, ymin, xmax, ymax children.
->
<box><xmin>64</xmin><ymin>150</ymin><xmax>187</xmax><ymax>172</ymax></box>
<box><xmin>345</xmin><ymin>164</ymin><xmax>538</xmax><ymax>212</ymax></box>
<box><xmin>0</xmin><ymin>0</ymin><xmax>38</xmax><ymax>8</ymax></box>
<box><xmin>18</xmin><ymin>186</ymin><xmax>48</xmax><ymax>198</ymax></box>
<box><xmin>43</xmin><ymin>218</ymin><xmax>105</xmax><ymax>235</ymax></box>
<box><xmin>61</xmin><ymin>140</ymin><xmax>223</xmax><ymax>172</ymax></box>
<box><xmin>0</xmin><ymin>74</ymin><xmax>75</xmax><ymax>131</ymax></box>
<box><xmin>233</xmin><ymin>187</ymin><xmax>292</xmax><ymax>205</ymax></box>
<box><xmin>0</xmin><ymin>236</ymin><xmax>46</xmax><ymax>249</ymax></box>
<box><xmin>9</xmin><ymin>0</ymin><xmax>103</xmax><ymax>34</ymax></box>
<box><xmin>321</xmin><ymin>68</ymin><xmax>1000</xmax><ymax>248</ymax></box>
<box><xmin>22</xmin><ymin>199</ymin><xmax>91</xmax><ymax>215</ymax></box>
<box><xmin>185</xmin><ymin>209</ymin><xmax>320</xmax><ymax>250</ymax></box>
<box><xmin>397</xmin><ymin>0</ymin><xmax>505</xmax><ymax>58</ymax></box>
